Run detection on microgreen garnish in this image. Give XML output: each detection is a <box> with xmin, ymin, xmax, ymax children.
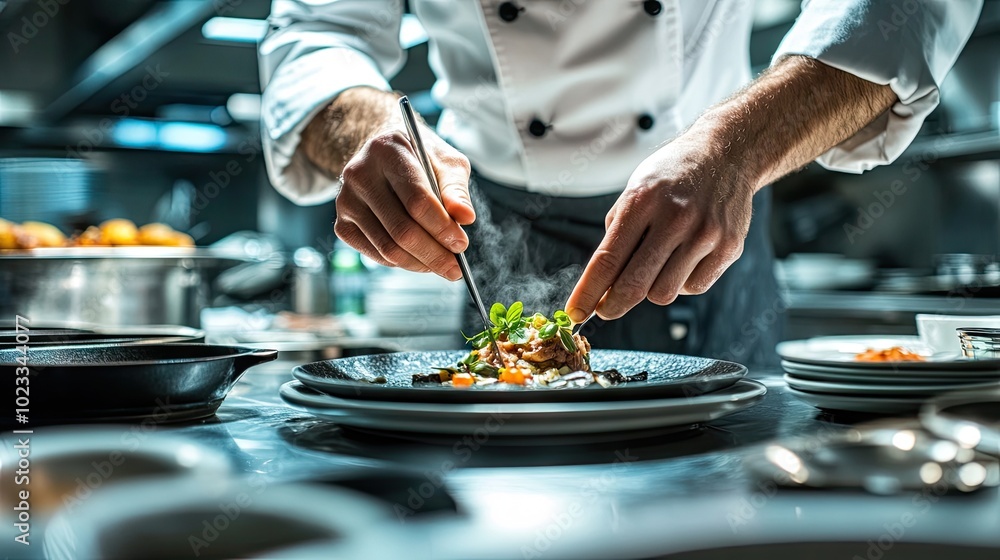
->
<box><xmin>466</xmin><ymin>301</ymin><xmax>585</xmax><ymax>354</ymax></box>
<box><xmin>558</xmin><ymin>328</ymin><xmax>578</xmax><ymax>353</ymax></box>
<box><xmin>553</xmin><ymin>310</ymin><xmax>572</xmax><ymax>328</ymax></box>
<box><xmin>538</xmin><ymin>322</ymin><xmax>559</xmax><ymax>340</ymax></box>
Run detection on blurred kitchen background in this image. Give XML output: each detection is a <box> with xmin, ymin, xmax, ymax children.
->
<box><xmin>0</xmin><ymin>0</ymin><xmax>998</xmax><ymax>349</ymax></box>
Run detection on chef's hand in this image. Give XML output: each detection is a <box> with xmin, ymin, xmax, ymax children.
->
<box><xmin>565</xmin><ymin>132</ymin><xmax>753</xmax><ymax>322</ymax></box>
<box><xmin>335</xmin><ymin>125</ymin><xmax>475</xmax><ymax>281</ymax></box>
<box><xmin>302</xmin><ymin>88</ymin><xmax>475</xmax><ymax>281</ymax></box>
<box><xmin>565</xmin><ymin>56</ymin><xmax>897</xmax><ymax>323</ymax></box>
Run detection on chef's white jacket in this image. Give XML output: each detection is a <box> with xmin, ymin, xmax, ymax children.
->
<box><xmin>259</xmin><ymin>0</ymin><xmax>981</xmax><ymax>205</ymax></box>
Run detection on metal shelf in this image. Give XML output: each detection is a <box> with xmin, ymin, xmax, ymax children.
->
<box><xmin>903</xmin><ymin>130</ymin><xmax>1000</xmax><ymax>162</ymax></box>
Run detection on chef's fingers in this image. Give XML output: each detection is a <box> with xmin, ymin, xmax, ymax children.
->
<box><xmin>343</xmin><ymin>211</ymin><xmax>432</xmax><ymax>274</ymax></box>
<box><xmin>430</xmin><ymin>147</ymin><xmax>476</xmax><ymax>226</ymax></box>
<box><xmin>647</xmin><ymin>237</ymin><xmax>717</xmax><ymax>306</ymax></box>
<box><xmin>679</xmin><ymin>240</ymin><xmax>744</xmax><ymax>295</ymax></box>
<box><xmin>337</xmin><ymin>191</ymin><xmax>445</xmax><ymax>275</ymax></box>
<box><xmin>605</xmin><ymin>201</ymin><xmax>619</xmax><ymax>231</ymax></box>
<box><xmin>333</xmin><ymin>217</ymin><xmax>403</xmax><ymax>269</ymax></box>
<box><xmin>354</xmin><ymin>130</ymin><xmax>470</xmax><ymax>255</ymax></box>
<box><xmin>596</xmin><ymin>226</ymin><xmax>676</xmax><ymax>320</ymax></box>
<box><xmin>382</xmin><ymin>145</ymin><xmax>471</xmax><ymax>254</ymax></box>
<box><xmin>565</xmin><ymin>207</ymin><xmax>649</xmax><ymax>323</ymax></box>
<box><xmin>361</xmin><ymin>174</ymin><xmax>463</xmax><ymax>281</ymax></box>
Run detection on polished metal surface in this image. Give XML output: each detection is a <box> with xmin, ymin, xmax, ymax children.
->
<box><xmin>290</xmin><ymin>247</ymin><xmax>331</xmax><ymax>315</ymax></box>
<box><xmin>0</xmin><ymin>248</ymin><xmax>245</xmax><ymax>327</ymax></box>
<box><xmin>959</xmin><ymin>327</ymin><xmax>1000</xmax><ymax>359</ymax></box>
<box><xmin>745</xmin><ymin>420</ymin><xmax>999</xmax><ymax>494</ymax></box>
<box><xmin>923</xmin><ymin>389</ymin><xmax>1000</xmax><ymax>457</ymax></box>
<box><xmin>7</xmin><ymin>367</ymin><xmax>998</xmax><ymax>560</ymax></box>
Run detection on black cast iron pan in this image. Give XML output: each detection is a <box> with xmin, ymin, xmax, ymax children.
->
<box><xmin>2</xmin><ymin>344</ymin><xmax>276</xmax><ymax>426</ymax></box>
<box><xmin>0</xmin><ymin>327</ymin><xmax>205</xmax><ymax>347</ymax></box>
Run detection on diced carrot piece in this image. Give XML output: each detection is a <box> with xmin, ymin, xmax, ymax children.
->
<box><xmin>452</xmin><ymin>373</ymin><xmax>474</xmax><ymax>387</ymax></box>
<box><xmin>499</xmin><ymin>368</ymin><xmax>526</xmax><ymax>385</ymax></box>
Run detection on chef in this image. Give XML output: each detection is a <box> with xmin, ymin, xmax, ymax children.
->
<box><xmin>259</xmin><ymin>0</ymin><xmax>980</xmax><ymax>365</ymax></box>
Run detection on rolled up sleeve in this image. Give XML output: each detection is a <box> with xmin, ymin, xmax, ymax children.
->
<box><xmin>259</xmin><ymin>0</ymin><xmax>404</xmax><ymax>205</ymax></box>
<box><xmin>773</xmin><ymin>0</ymin><xmax>981</xmax><ymax>173</ymax></box>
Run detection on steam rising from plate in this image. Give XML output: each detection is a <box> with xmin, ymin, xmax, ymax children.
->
<box><xmin>465</xmin><ymin>180</ymin><xmax>582</xmax><ymax>316</ymax></box>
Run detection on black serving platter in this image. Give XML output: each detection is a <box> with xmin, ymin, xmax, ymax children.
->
<box><xmin>292</xmin><ymin>349</ymin><xmax>747</xmax><ymax>404</ymax></box>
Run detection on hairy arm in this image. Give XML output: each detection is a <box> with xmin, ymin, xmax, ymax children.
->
<box><xmin>566</xmin><ymin>55</ymin><xmax>898</xmax><ymax>321</ymax></box>
<box><xmin>705</xmin><ymin>54</ymin><xmax>899</xmax><ymax>192</ymax></box>
<box><xmin>303</xmin><ymin>86</ymin><xmax>476</xmax><ymax>281</ymax></box>
<box><xmin>300</xmin><ymin>87</ymin><xmax>401</xmax><ymax>179</ymax></box>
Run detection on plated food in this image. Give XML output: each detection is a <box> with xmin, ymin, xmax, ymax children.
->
<box><xmin>411</xmin><ymin>302</ymin><xmax>646</xmax><ymax>390</ymax></box>
<box><xmin>0</xmin><ymin>218</ymin><xmax>193</xmax><ymax>249</ymax></box>
<box><xmin>293</xmin><ymin>349</ymin><xmax>747</xmax><ymax>404</ymax></box>
<box><xmin>855</xmin><ymin>346</ymin><xmax>926</xmax><ymax>362</ymax></box>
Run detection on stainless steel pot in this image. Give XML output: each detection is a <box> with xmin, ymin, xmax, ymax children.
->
<box><xmin>0</xmin><ymin>248</ymin><xmax>246</xmax><ymax>327</ymax></box>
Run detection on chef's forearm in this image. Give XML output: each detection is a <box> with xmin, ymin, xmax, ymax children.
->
<box><xmin>300</xmin><ymin>87</ymin><xmax>401</xmax><ymax>178</ymax></box>
<box><xmin>690</xmin><ymin>55</ymin><xmax>898</xmax><ymax>191</ymax></box>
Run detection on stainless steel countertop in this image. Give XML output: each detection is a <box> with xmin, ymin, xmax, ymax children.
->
<box><xmin>60</xmin><ymin>361</ymin><xmax>996</xmax><ymax>558</ymax></box>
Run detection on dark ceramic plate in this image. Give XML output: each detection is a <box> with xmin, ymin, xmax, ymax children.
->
<box><xmin>292</xmin><ymin>349</ymin><xmax>747</xmax><ymax>404</ymax></box>
<box><xmin>1</xmin><ymin>343</ymin><xmax>276</xmax><ymax>426</ymax></box>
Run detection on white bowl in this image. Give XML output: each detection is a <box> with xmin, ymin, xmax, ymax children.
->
<box><xmin>916</xmin><ymin>314</ymin><xmax>1000</xmax><ymax>354</ymax></box>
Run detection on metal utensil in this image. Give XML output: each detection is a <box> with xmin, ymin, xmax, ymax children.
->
<box><xmin>398</xmin><ymin>96</ymin><xmax>499</xmax><ymax>356</ymax></box>
<box><xmin>0</xmin><ymin>248</ymin><xmax>246</xmax><ymax>327</ymax></box>
<box><xmin>571</xmin><ymin>311</ymin><xmax>595</xmax><ymax>335</ymax></box>
<box><xmin>957</xmin><ymin>327</ymin><xmax>1000</xmax><ymax>359</ymax></box>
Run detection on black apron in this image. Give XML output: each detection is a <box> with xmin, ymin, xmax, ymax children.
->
<box><xmin>463</xmin><ymin>172</ymin><xmax>783</xmax><ymax>368</ymax></box>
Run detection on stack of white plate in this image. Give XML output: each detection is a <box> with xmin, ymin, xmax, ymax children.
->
<box><xmin>777</xmin><ymin>335</ymin><xmax>1000</xmax><ymax>414</ymax></box>
<box><xmin>364</xmin><ymin>269</ymin><xmax>466</xmax><ymax>335</ymax></box>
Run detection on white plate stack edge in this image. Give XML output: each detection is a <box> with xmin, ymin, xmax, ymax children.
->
<box><xmin>777</xmin><ymin>335</ymin><xmax>1000</xmax><ymax>414</ymax></box>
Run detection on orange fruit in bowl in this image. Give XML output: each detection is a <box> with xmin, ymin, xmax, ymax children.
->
<box><xmin>0</xmin><ymin>219</ymin><xmax>19</xmax><ymax>250</ymax></box>
<box><xmin>137</xmin><ymin>223</ymin><xmax>176</xmax><ymax>245</ymax></box>
<box><xmin>99</xmin><ymin>219</ymin><xmax>140</xmax><ymax>245</ymax></box>
<box><xmin>19</xmin><ymin>221</ymin><xmax>66</xmax><ymax>248</ymax></box>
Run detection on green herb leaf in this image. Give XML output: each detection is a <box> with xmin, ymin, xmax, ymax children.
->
<box><xmin>459</xmin><ymin>352</ymin><xmax>478</xmax><ymax>366</ymax></box>
<box><xmin>538</xmin><ymin>322</ymin><xmax>559</xmax><ymax>340</ymax></box>
<box><xmin>471</xmin><ymin>362</ymin><xmax>500</xmax><ymax>377</ymax></box>
<box><xmin>507</xmin><ymin>324</ymin><xmax>529</xmax><ymax>344</ymax></box>
<box><xmin>553</xmin><ymin>310</ymin><xmax>572</xmax><ymax>328</ymax></box>
<box><xmin>506</xmin><ymin>301</ymin><xmax>523</xmax><ymax>324</ymax></box>
<box><xmin>489</xmin><ymin>303</ymin><xmax>507</xmax><ymax>326</ymax></box>
<box><xmin>465</xmin><ymin>331</ymin><xmax>490</xmax><ymax>349</ymax></box>
<box><xmin>558</xmin><ymin>328</ymin><xmax>578</xmax><ymax>353</ymax></box>
<box><xmin>531</xmin><ymin>313</ymin><xmax>548</xmax><ymax>326</ymax></box>
<box><xmin>490</xmin><ymin>325</ymin><xmax>504</xmax><ymax>341</ymax></box>
<box><xmin>462</xmin><ymin>330</ymin><xmax>483</xmax><ymax>343</ymax></box>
